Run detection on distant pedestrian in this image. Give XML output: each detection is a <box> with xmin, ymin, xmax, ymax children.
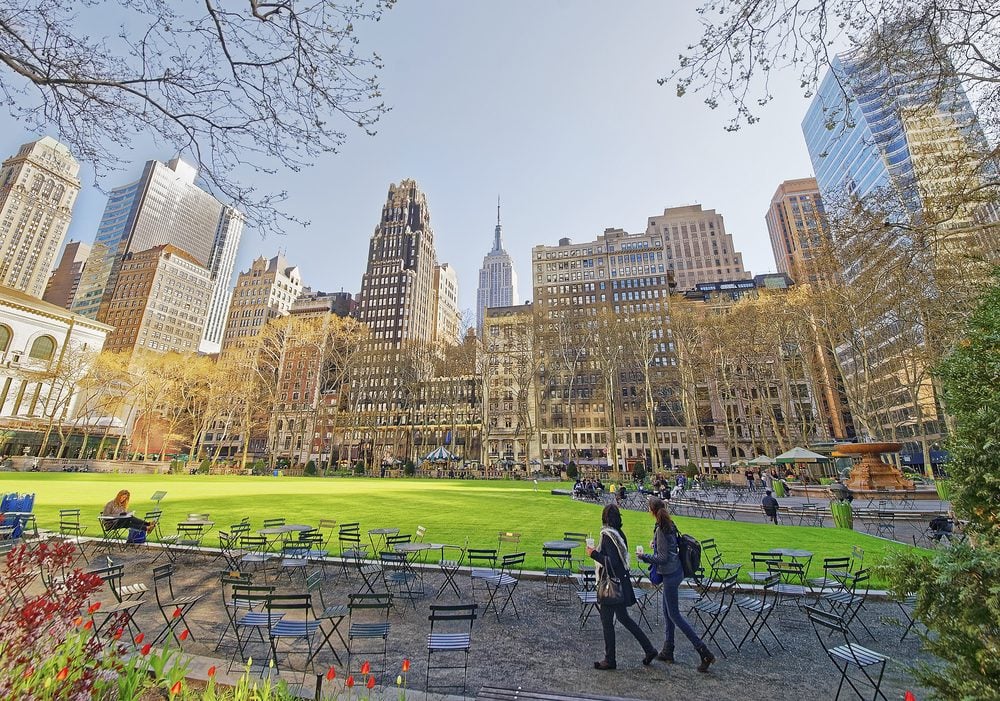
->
<box><xmin>762</xmin><ymin>490</ymin><xmax>780</xmax><ymax>524</ymax></box>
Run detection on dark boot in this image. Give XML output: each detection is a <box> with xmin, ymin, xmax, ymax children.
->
<box><xmin>696</xmin><ymin>645</ymin><xmax>715</xmax><ymax>673</ymax></box>
<box><xmin>594</xmin><ymin>660</ymin><xmax>616</xmax><ymax>670</ymax></box>
<box><xmin>657</xmin><ymin>643</ymin><xmax>675</xmax><ymax>663</ymax></box>
<box><xmin>642</xmin><ymin>648</ymin><xmax>657</xmax><ymax>666</ymax></box>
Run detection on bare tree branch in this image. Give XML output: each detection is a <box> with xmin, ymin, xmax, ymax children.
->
<box><xmin>0</xmin><ymin>0</ymin><xmax>394</xmax><ymax>232</ymax></box>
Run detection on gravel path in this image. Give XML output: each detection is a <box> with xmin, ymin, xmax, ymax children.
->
<box><xmin>96</xmin><ymin>546</ymin><xmax>932</xmax><ymax>701</ymax></box>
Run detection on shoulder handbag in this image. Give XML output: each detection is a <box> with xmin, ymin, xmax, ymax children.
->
<box><xmin>596</xmin><ymin>534</ymin><xmax>626</xmax><ymax>606</ymax></box>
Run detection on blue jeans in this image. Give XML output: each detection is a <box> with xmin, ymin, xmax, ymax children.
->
<box><xmin>661</xmin><ymin>567</ymin><xmax>704</xmax><ymax>649</ymax></box>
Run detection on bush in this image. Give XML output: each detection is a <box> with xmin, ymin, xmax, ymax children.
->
<box><xmin>403</xmin><ymin>459</ymin><xmax>416</xmax><ymax>477</ymax></box>
<box><xmin>304</xmin><ymin>460</ymin><xmax>317</xmax><ymax>476</ymax></box>
<box><xmin>353</xmin><ymin>462</ymin><xmax>366</xmax><ymax>476</ymax></box>
<box><xmin>565</xmin><ymin>461</ymin><xmax>578</xmax><ymax>479</ymax></box>
<box><xmin>197</xmin><ymin>458</ymin><xmax>211</xmax><ymax>474</ymax></box>
<box><xmin>685</xmin><ymin>462</ymin><xmax>699</xmax><ymax>479</ymax></box>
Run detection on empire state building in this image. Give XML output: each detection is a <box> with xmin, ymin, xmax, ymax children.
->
<box><xmin>476</xmin><ymin>199</ymin><xmax>518</xmax><ymax>334</ymax></box>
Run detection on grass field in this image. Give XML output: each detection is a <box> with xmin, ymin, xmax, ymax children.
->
<box><xmin>0</xmin><ymin>473</ymin><xmax>916</xmax><ymax>585</ymax></box>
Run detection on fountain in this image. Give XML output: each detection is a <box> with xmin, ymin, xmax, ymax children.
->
<box><xmin>835</xmin><ymin>442</ymin><xmax>914</xmax><ymax>491</ymax></box>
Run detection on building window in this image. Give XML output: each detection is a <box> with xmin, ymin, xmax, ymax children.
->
<box><xmin>0</xmin><ymin>325</ymin><xmax>11</xmax><ymax>353</ymax></box>
<box><xmin>28</xmin><ymin>335</ymin><xmax>56</xmax><ymax>361</ymax></box>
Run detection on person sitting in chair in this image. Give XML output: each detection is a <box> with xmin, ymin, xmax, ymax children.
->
<box><xmin>761</xmin><ymin>490</ymin><xmax>780</xmax><ymax>525</ymax></box>
<box><xmin>102</xmin><ymin>490</ymin><xmax>155</xmax><ymax>533</ymax></box>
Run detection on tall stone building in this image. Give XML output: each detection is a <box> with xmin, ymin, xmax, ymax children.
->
<box><xmin>646</xmin><ymin>204</ymin><xmax>748</xmax><ymax>289</ymax></box>
<box><xmin>221</xmin><ymin>253</ymin><xmax>302</xmax><ymax>352</ymax></box>
<box><xmin>531</xmin><ymin>228</ymin><xmax>679</xmax><ymax>474</ymax></box>
<box><xmin>357</xmin><ymin>179</ymin><xmax>438</xmax><ymax>348</ymax></box>
<box><xmin>433</xmin><ymin>262</ymin><xmax>461</xmax><ymax>345</ymax></box>
<box><xmin>102</xmin><ymin>244</ymin><xmax>212</xmax><ymax>355</ymax></box>
<box><xmin>476</xmin><ymin>201</ymin><xmax>518</xmax><ymax>335</ymax></box>
<box><xmin>766</xmin><ymin>178</ymin><xmax>830</xmax><ymax>283</ymax></box>
<box><xmin>70</xmin><ymin>159</ymin><xmax>242</xmax><ymax>347</ymax></box>
<box><xmin>0</xmin><ymin>137</ymin><xmax>81</xmax><ymax>299</ymax></box>
<box><xmin>43</xmin><ymin>241</ymin><xmax>91</xmax><ymax>310</ymax></box>
<box><xmin>482</xmin><ymin>303</ymin><xmax>540</xmax><ymax>470</ymax></box>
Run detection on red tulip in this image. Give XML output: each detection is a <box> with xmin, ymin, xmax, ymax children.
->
<box><xmin>23</xmin><ymin>666</ymin><xmax>34</xmax><ymax>678</ymax></box>
<box><xmin>134</xmin><ymin>633</ymin><xmax>145</xmax><ymax>644</ymax></box>
<box><xmin>141</xmin><ymin>643</ymin><xmax>152</xmax><ymax>656</ymax></box>
<box><xmin>366</xmin><ymin>676</ymin><xmax>376</xmax><ymax>690</ymax></box>
<box><xmin>172</xmin><ymin>607</ymin><xmax>183</xmax><ymax>619</ymax></box>
<box><xmin>360</xmin><ymin>661</ymin><xmax>370</xmax><ymax>675</ymax></box>
<box><xmin>56</xmin><ymin>667</ymin><xmax>69</xmax><ymax>682</ymax></box>
<box><xmin>207</xmin><ymin>665</ymin><xmax>217</xmax><ymax>678</ymax></box>
<box><xmin>346</xmin><ymin>675</ymin><xmax>355</xmax><ymax>688</ymax></box>
<box><xmin>170</xmin><ymin>681</ymin><xmax>182</xmax><ymax>696</ymax></box>
<box><xmin>905</xmin><ymin>694</ymin><xmax>916</xmax><ymax>701</ymax></box>
<box><xmin>326</xmin><ymin>666</ymin><xmax>336</xmax><ymax>681</ymax></box>
<box><xmin>83</xmin><ymin>620</ymin><xmax>94</xmax><ymax>630</ymax></box>
<box><xmin>113</xmin><ymin>628</ymin><xmax>123</xmax><ymax>640</ymax></box>
<box><xmin>72</xmin><ymin>616</ymin><xmax>83</xmax><ymax>627</ymax></box>
<box><xmin>88</xmin><ymin>602</ymin><xmax>101</xmax><ymax>614</ymax></box>
<box><xmin>179</xmin><ymin>629</ymin><xmax>189</xmax><ymax>641</ymax></box>
<box><xmin>401</xmin><ymin>658</ymin><xmax>410</xmax><ymax>672</ymax></box>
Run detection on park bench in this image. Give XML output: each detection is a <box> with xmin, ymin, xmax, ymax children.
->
<box><xmin>477</xmin><ymin>687</ymin><xmax>647</xmax><ymax>701</ymax></box>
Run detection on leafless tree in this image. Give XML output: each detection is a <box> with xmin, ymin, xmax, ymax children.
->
<box><xmin>0</xmin><ymin>0</ymin><xmax>393</xmax><ymax>230</ymax></box>
<box><xmin>667</xmin><ymin>1</ymin><xmax>999</xmax><ymax>139</ymax></box>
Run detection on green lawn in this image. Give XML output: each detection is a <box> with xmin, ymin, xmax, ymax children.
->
<box><xmin>0</xmin><ymin>473</ymin><xmax>916</xmax><ymax>586</ymax></box>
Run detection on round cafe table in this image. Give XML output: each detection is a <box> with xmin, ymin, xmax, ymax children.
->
<box><xmin>768</xmin><ymin>547</ymin><xmax>814</xmax><ymax>573</ymax></box>
<box><xmin>543</xmin><ymin>539</ymin><xmax>583</xmax><ymax>550</ymax></box>
<box><xmin>368</xmin><ymin>527</ymin><xmax>399</xmax><ymax>553</ymax></box>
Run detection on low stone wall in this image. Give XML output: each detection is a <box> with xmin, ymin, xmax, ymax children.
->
<box><xmin>7</xmin><ymin>456</ymin><xmax>169</xmax><ymax>474</ymax></box>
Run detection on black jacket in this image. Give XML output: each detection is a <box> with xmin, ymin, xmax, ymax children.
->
<box><xmin>589</xmin><ymin>529</ymin><xmax>637</xmax><ymax>607</ymax></box>
<box><xmin>641</xmin><ymin>523</ymin><xmax>682</xmax><ymax>577</ymax></box>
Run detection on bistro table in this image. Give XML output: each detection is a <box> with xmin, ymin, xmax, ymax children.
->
<box><xmin>393</xmin><ymin>541</ymin><xmax>440</xmax><ymax>592</ymax></box>
<box><xmin>368</xmin><ymin>527</ymin><xmax>400</xmax><ymax>554</ymax></box>
<box><xmin>768</xmin><ymin>547</ymin><xmax>814</xmax><ymax>577</ymax></box>
<box><xmin>258</xmin><ymin>523</ymin><xmax>312</xmax><ymax>550</ymax></box>
<box><xmin>543</xmin><ymin>539</ymin><xmax>584</xmax><ymax>551</ymax></box>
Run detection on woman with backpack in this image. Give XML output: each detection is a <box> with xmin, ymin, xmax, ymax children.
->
<box><xmin>638</xmin><ymin>497</ymin><xmax>715</xmax><ymax>672</ymax></box>
<box><xmin>586</xmin><ymin>504</ymin><xmax>658</xmax><ymax>670</ymax></box>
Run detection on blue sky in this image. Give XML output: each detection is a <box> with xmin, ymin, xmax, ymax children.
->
<box><xmin>0</xmin><ymin>1</ymin><xmax>818</xmax><ymax>314</ymax></box>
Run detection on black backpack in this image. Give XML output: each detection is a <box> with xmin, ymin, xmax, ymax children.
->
<box><xmin>677</xmin><ymin>533</ymin><xmax>702</xmax><ymax>579</ymax></box>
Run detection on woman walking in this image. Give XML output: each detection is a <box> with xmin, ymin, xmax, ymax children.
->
<box><xmin>586</xmin><ymin>504</ymin><xmax>658</xmax><ymax>670</ymax></box>
<box><xmin>638</xmin><ymin>497</ymin><xmax>716</xmax><ymax>672</ymax></box>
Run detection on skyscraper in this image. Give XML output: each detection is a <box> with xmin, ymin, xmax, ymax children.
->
<box><xmin>199</xmin><ymin>206</ymin><xmax>245</xmax><ymax>353</ymax></box>
<box><xmin>801</xmin><ymin>43</ymin><xmax>986</xmax><ymax>223</ymax></box>
<box><xmin>43</xmin><ymin>240</ymin><xmax>91</xmax><ymax>310</ymax></box>
<box><xmin>646</xmin><ymin>205</ymin><xmax>749</xmax><ymax>289</ymax></box>
<box><xmin>357</xmin><ymin>179</ymin><xmax>438</xmax><ymax>347</ymax></box>
<box><xmin>70</xmin><ymin>158</ymin><xmax>240</xmax><ymax>329</ymax></box>
<box><xmin>0</xmin><ymin>137</ymin><xmax>81</xmax><ymax>298</ymax></box>
<box><xmin>476</xmin><ymin>200</ymin><xmax>518</xmax><ymax>334</ymax></box>
<box><xmin>765</xmin><ymin>178</ymin><xmax>829</xmax><ymax>283</ymax></box>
